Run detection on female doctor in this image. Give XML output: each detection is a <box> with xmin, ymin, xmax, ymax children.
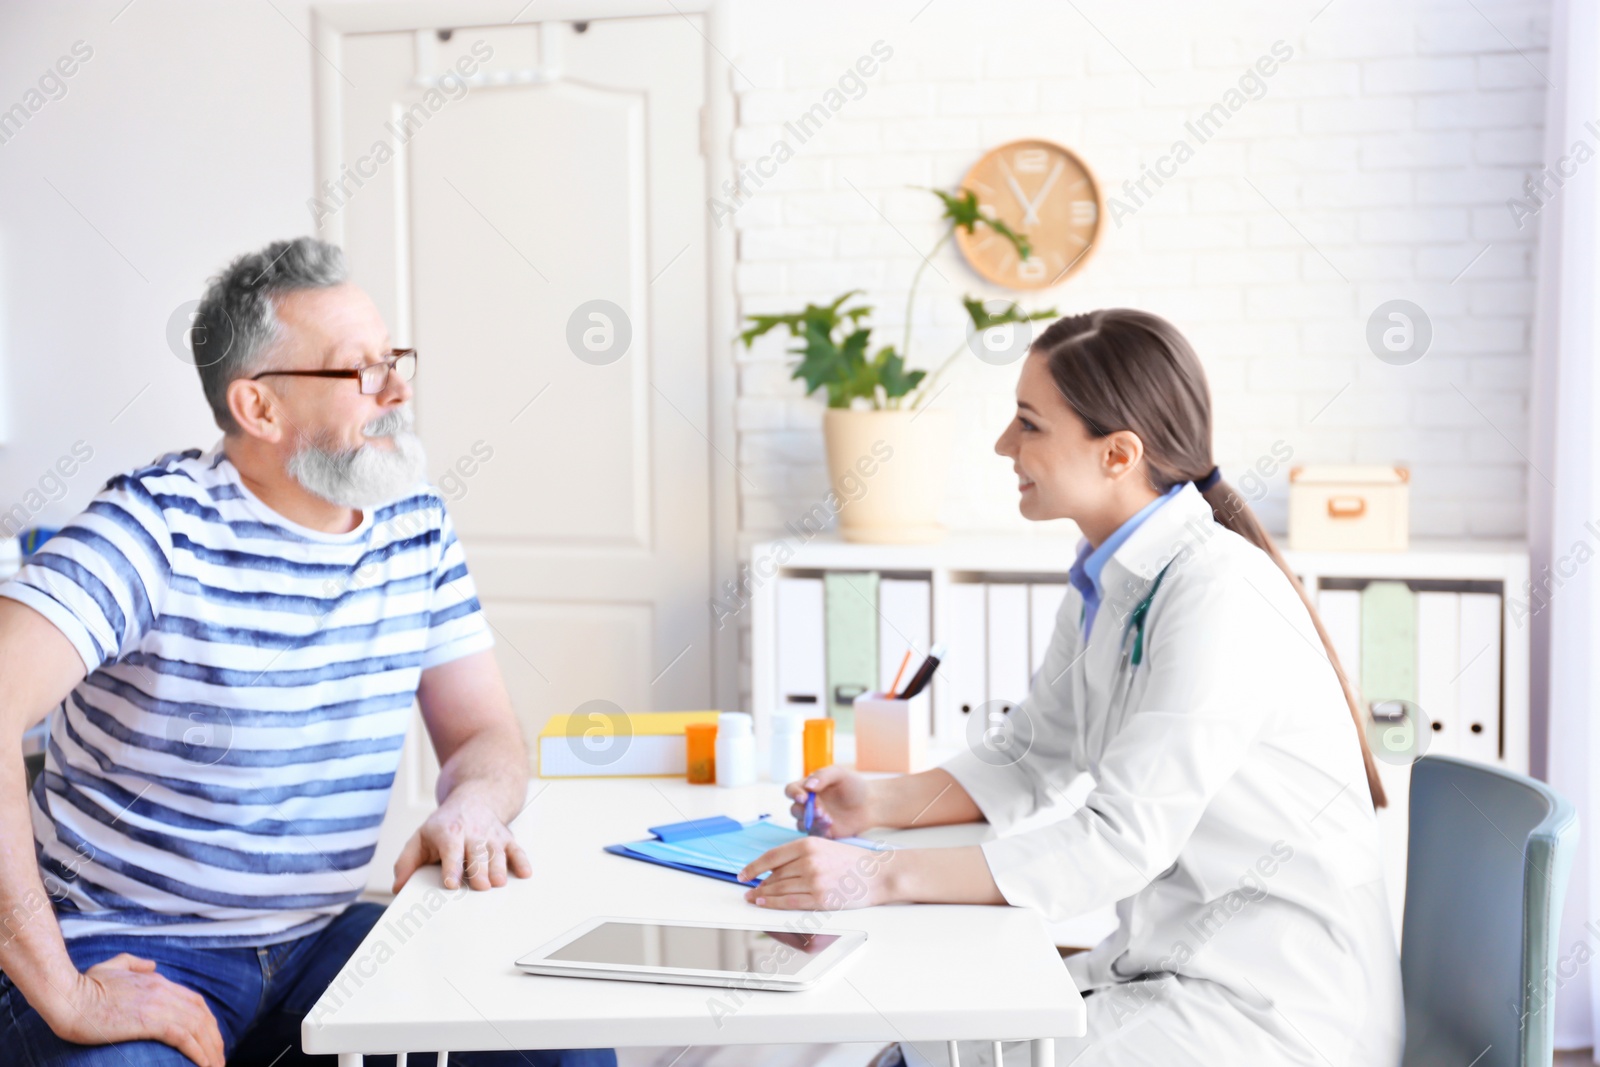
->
<box><xmin>739</xmin><ymin>309</ymin><xmax>1404</xmax><ymax>1066</ymax></box>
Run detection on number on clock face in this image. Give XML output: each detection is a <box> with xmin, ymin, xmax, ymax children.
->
<box><xmin>953</xmin><ymin>139</ymin><xmax>1103</xmax><ymax>290</ymax></box>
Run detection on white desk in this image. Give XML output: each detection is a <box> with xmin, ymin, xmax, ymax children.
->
<box><xmin>303</xmin><ymin>777</ymin><xmax>1084</xmax><ymax>1065</ymax></box>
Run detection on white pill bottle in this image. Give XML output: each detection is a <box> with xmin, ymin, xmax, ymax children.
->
<box><xmin>715</xmin><ymin>712</ymin><xmax>757</xmax><ymax>787</ymax></box>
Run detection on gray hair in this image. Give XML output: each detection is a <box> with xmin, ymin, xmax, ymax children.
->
<box><xmin>191</xmin><ymin>236</ymin><xmax>348</xmax><ymax>433</ymax></box>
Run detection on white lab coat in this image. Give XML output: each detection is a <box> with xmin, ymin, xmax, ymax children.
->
<box><xmin>929</xmin><ymin>483</ymin><xmax>1404</xmax><ymax>1066</ymax></box>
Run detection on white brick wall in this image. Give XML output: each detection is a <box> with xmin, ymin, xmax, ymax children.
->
<box><xmin>721</xmin><ymin>0</ymin><xmax>1548</xmax><ymax>695</ymax></box>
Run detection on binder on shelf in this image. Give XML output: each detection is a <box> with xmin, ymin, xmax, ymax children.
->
<box><xmin>1457</xmin><ymin>592</ymin><xmax>1503</xmax><ymax>764</ymax></box>
<box><xmin>824</xmin><ymin>571</ymin><xmax>879</xmax><ymax>734</ymax></box>
<box><xmin>1028</xmin><ymin>583</ymin><xmax>1069</xmax><ymax>679</ymax></box>
<box><xmin>776</xmin><ymin>577</ymin><xmax>826</xmax><ymax>712</ymax></box>
<box><xmin>1361</xmin><ymin>580</ymin><xmax>1417</xmax><ymax>707</ymax></box>
<box><xmin>1317</xmin><ymin>587</ymin><xmax>1363</xmax><ymax>685</ymax></box>
<box><xmin>1363</xmin><ymin>582</ymin><xmax>1416</xmax><ymax>943</ymax></box>
<box><xmin>986</xmin><ymin>583</ymin><xmax>1031</xmax><ymax>713</ymax></box>
<box><xmin>878</xmin><ymin>578</ymin><xmax>932</xmax><ymax>734</ymax></box>
<box><xmin>1415</xmin><ymin>592</ymin><xmax>1461</xmax><ymax>758</ymax></box>
<box><xmin>939</xmin><ymin>581</ymin><xmax>988</xmax><ymax>740</ymax></box>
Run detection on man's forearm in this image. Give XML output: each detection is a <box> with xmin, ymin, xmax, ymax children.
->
<box><xmin>0</xmin><ymin>601</ymin><xmax>93</xmax><ymax>1031</ymax></box>
<box><xmin>0</xmin><ymin>740</ymin><xmax>82</xmax><ymax>1029</ymax></box>
<box><xmin>434</xmin><ymin>724</ymin><xmax>530</xmax><ymax>820</ymax></box>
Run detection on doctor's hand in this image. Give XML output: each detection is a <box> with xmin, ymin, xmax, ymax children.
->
<box><xmin>739</xmin><ymin>835</ymin><xmax>893</xmax><ymax>910</ymax></box>
<box><xmin>784</xmin><ymin>766</ymin><xmax>877</xmax><ymax>838</ymax></box>
<box><xmin>392</xmin><ymin>784</ymin><xmax>533</xmax><ymax>893</ymax></box>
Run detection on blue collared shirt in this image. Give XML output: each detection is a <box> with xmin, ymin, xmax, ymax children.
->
<box><xmin>1067</xmin><ymin>483</ymin><xmax>1185</xmax><ymax>641</ymax></box>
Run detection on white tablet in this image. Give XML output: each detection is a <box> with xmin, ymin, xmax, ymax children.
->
<box><xmin>515</xmin><ymin>916</ymin><xmax>866</xmax><ymax>991</ymax></box>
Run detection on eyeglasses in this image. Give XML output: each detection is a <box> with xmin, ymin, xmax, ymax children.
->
<box><xmin>250</xmin><ymin>349</ymin><xmax>418</xmax><ymax>395</ymax></box>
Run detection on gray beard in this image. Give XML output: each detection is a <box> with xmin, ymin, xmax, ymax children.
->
<box><xmin>286</xmin><ymin>406</ymin><xmax>428</xmax><ymax>510</ymax></box>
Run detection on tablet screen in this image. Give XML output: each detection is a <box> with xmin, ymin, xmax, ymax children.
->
<box><xmin>545</xmin><ymin>921</ymin><xmax>841</xmax><ymax>976</ymax></box>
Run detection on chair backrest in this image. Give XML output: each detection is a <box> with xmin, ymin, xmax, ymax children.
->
<box><xmin>1401</xmin><ymin>755</ymin><xmax>1578</xmax><ymax>1067</ymax></box>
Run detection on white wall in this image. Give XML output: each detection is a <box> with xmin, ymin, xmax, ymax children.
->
<box><xmin>0</xmin><ymin>0</ymin><xmax>361</xmax><ymax>527</ymax></box>
<box><xmin>724</xmin><ymin>0</ymin><xmax>1547</xmax><ymax>547</ymax></box>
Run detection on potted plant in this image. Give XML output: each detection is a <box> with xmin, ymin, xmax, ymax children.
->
<box><xmin>740</xmin><ymin>188</ymin><xmax>1057</xmax><ymax>543</ymax></box>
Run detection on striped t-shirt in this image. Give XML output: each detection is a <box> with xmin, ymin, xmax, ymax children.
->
<box><xmin>0</xmin><ymin>443</ymin><xmax>494</xmax><ymax>946</ymax></box>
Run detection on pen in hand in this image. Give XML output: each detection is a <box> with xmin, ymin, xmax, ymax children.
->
<box><xmin>803</xmin><ymin>789</ymin><xmax>817</xmax><ymax>835</ymax></box>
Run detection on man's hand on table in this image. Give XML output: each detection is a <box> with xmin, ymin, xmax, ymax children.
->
<box><xmin>392</xmin><ymin>784</ymin><xmax>533</xmax><ymax>893</ymax></box>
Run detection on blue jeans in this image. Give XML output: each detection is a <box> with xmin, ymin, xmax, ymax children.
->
<box><xmin>0</xmin><ymin>902</ymin><xmax>617</xmax><ymax>1066</ymax></box>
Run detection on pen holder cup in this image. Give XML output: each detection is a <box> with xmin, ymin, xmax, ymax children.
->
<box><xmin>852</xmin><ymin>693</ymin><xmax>926</xmax><ymax>774</ymax></box>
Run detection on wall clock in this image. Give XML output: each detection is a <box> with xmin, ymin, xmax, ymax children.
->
<box><xmin>953</xmin><ymin>138</ymin><xmax>1103</xmax><ymax>290</ymax></box>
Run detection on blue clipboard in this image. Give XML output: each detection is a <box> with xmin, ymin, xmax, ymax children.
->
<box><xmin>604</xmin><ymin>815</ymin><xmax>887</xmax><ymax>887</ymax></box>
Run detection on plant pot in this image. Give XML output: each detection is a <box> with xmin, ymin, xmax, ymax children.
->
<box><xmin>822</xmin><ymin>408</ymin><xmax>953</xmax><ymax>544</ymax></box>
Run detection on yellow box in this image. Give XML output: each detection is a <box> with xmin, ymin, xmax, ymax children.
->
<box><xmin>536</xmin><ymin>710</ymin><xmax>720</xmax><ymax>778</ymax></box>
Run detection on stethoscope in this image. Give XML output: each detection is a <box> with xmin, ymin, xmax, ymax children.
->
<box><xmin>1060</xmin><ymin>558</ymin><xmax>1178</xmax><ymax>773</ymax></box>
<box><xmin>1078</xmin><ymin>559</ymin><xmax>1177</xmax><ymax>675</ymax></box>
<box><xmin>1122</xmin><ymin>560</ymin><xmax>1176</xmax><ymax>670</ymax></box>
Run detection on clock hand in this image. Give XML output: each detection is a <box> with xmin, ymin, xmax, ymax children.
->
<box><xmin>1025</xmin><ymin>161</ymin><xmax>1065</xmax><ymax>226</ymax></box>
<box><xmin>998</xmin><ymin>158</ymin><xmax>1036</xmax><ymax>227</ymax></box>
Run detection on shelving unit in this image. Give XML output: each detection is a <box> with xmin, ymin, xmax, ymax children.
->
<box><xmin>750</xmin><ymin>534</ymin><xmax>1529</xmax><ymax>771</ymax></box>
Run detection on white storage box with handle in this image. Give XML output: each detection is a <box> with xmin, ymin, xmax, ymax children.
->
<box><xmin>1288</xmin><ymin>464</ymin><xmax>1410</xmax><ymax>552</ymax></box>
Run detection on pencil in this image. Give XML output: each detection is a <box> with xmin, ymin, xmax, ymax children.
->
<box><xmin>887</xmin><ymin>649</ymin><xmax>913</xmax><ymax>698</ymax></box>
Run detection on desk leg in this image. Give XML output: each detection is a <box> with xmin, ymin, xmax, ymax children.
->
<box><xmin>1028</xmin><ymin>1038</ymin><xmax>1054</xmax><ymax>1066</ymax></box>
<box><xmin>338</xmin><ymin>1056</ymin><xmax>362</xmax><ymax>1067</ymax></box>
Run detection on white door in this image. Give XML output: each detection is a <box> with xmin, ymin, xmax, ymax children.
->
<box><xmin>324</xmin><ymin>15</ymin><xmax>715</xmax><ymax>890</ymax></box>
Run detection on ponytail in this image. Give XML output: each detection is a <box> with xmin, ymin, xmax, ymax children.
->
<box><xmin>1033</xmin><ymin>309</ymin><xmax>1387</xmax><ymax>810</ymax></box>
<box><xmin>1196</xmin><ymin>476</ymin><xmax>1387</xmax><ymax>809</ymax></box>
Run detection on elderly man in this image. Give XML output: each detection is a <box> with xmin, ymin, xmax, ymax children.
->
<box><xmin>0</xmin><ymin>238</ymin><xmax>613</xmax><ymax>1066</ymax></box>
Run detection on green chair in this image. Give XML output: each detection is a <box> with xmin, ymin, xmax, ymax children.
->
<box><xmin>1402</xmin><ymin>754</ymin><xmax>1578</xmax><ymax>1066</ymax></box>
